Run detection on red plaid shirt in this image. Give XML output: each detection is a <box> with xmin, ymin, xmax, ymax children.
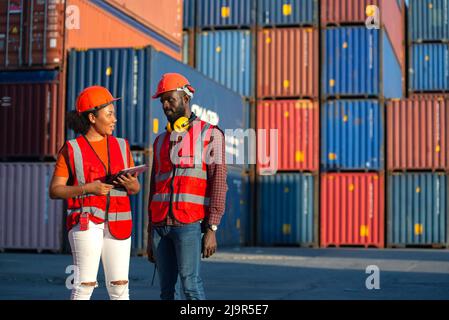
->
<box><xmin>148</xmin><ymin>124</ymin><xmax>227</xmax><ymax>232</ymax></box>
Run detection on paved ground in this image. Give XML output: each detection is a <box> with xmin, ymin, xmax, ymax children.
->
<box><xmin>1</xmin><ymin>247</ymin><xmax>449</xmax><ymax>300</ymax></box>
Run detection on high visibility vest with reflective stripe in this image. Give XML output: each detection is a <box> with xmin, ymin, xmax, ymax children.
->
<box><xmin>66</xmin><ymin>135</ymin><xmax>132</xmax><ymax>240</ymax></box>
<box><xmin>150</xmin><ymin>120</ymin><xmax>214</xmax><ymax>224</ymax></box>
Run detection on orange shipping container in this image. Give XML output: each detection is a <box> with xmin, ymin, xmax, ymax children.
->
<box><xmin>66</xmin><ymin>0</ymin><xmax>181</xmax><ymax>60</ymax></box>
<box><xmin>0</xmin><ymin>0</ymin><xmax>182</xmax><ymax>70</ymax></box>
<box><xmin>387</xmin><ymin>98</ymin><xmax>449</xmax><ymax>171</ymax></box>
<box><xmin>105</xmin><ymin>0</ymin><xmax>183</xmax><ymax>45</ymax></box>
<box><xmin>257</xmin><ymin>28</ymin><xmax>319</xmax><ymax>99</ymax></box>
<box><xmin>320</xmin><ymin>173</ymin><xmax>385</xmax><ymax>248</ymax></box>
<box><xmin>257</xmin><ymin>100</ymin><xmax>319</xmax><ymax>174</ymax></box>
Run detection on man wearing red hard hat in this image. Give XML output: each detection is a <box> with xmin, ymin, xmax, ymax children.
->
<box><xmin>147</xmin><ymin>73</ymin><xmax>228</xmax><ymax>300</ymax></box>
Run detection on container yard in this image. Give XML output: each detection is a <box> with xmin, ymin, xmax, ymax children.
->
<box><xmin>1</xmin><ymin>0</ymin><xmax>449</xmax><ymax>303</ymax></box>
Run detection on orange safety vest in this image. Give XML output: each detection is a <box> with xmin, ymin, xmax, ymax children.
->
<box><xmin>149</xmin><ymin>119</ymin><xmax>214</xmax><ymax>224</ymax></box>
<box><xmin>65</xmin><ymin>135</ymin><xmax>132</xmax><ymax>240</ymax></box>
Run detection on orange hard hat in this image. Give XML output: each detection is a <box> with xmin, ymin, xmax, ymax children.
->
<box><xmin>152</xmin><ymin>73</ymin><xmax>195</xmax><ymax>99</ymax></box>
<box><xmin>76</xmin><ymin>85</ymin><xmax>120</xmax><ymax>114</ymax></box>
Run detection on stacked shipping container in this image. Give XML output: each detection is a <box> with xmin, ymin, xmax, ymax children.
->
<box><xmin>319</xmin><ymin>0</ymin><xmax>405</xmax><ymax>248</ymax></box>
<box><xmin>255</xmin><ymin>1</ymin><xmax>319</xmax><ymax>247</ymax></box>
<box><xmin>386</xmin><ymin>0</ymin><xmax>449</xmax><ymax>247</ymax></box>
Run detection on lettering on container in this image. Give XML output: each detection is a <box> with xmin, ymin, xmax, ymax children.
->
<box><xmin>369</xmin><ymin>33</ymin><xmax>374</xmax><ymax>70</ymax></box>
<box><xmin>133</xmin><ymin>55</ymin><xmax>138</xmax><ymax>106</ymax></box>
<box><xmin>369</xmin><ymin>181</ymin><xmax>374</xmax><ymax>219</ymax></box>
<box><xmin>365</xmin><ymin>5</ymin><xmax>380</xmax><ymax>30</ymax></box>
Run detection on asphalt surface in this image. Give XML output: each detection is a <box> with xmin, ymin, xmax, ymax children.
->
<box><xmin>1</xmin><ymin>247</ymin><xmax>449</xmax><ymax>300</ymax></box>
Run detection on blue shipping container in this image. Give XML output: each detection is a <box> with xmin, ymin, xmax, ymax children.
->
<box><xmin>323</xmin><ymin>27</ymin><xmax>403</xmax><ymax>98</ymax></box>
<box><xmin>409</xmin><ymin>43</ymin><xmax>449</xmax><ymax>92</ymax></box>
<box><xmin>388</xmin><ymin>173</ymin><xmax>447</xmax><ymax>246</ymax></box>
<box><xmin>67</xmin><ymin>47</ymin><xmax>247</xmax><ymax>160</ymax></box>
<box><xmin>321</xmin><ymin>100</ymin><xmax>384</xmax><ymax>171</ymax></box>
<box><xmin>129</xmin><ymin>151</ymin><xmax>148</xmax><ymax>254</ymax></box>
<box><xmin>216</xmin><ymin>166</ymin><xmax>249</xmax><ymax>246</ymax></box>
<box><xmin>258</xmin><ymin>0</ymin><xmax>318</xmax><ymax>27</ymax></box>
<box><xmin>408</xmin><ymin>0</ymin><xmax>449</xmax><ymax>42</ymax></box>
<box><xmin>196</xmin><ymin>30</ymin><xmax>254</xmax><ymax>97</ymax></box>
<box><xmin>197</xmin><ymin>0</ymin><xmax>255</xmax><ymax>29</ymax></box>
<box><xmin>66</xmin><ymin>48</ymin><xmax>149</xmax><ymax>147</ymax></box>
<box><xmin>183</xmin><ymin>0</ymin><xmax>196</xmax><ymax>29</ymax></box>
<box><xmin>147</xmin><ymin>47</ymin><xmax>247</xmax><ymax>166</ymax></box>
<box><xmin>258</xmin><ymin>173</ymin><xmax>316</xmax><ymax>246</ymax></box>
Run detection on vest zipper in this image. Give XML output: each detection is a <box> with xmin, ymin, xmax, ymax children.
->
<box><xmin>169</xmin><ymin>165</ymin><xmax>176</xmax><ymax>220</ymax></box>
<box><xmin>83</xmin><ymin>135</ymin><xmax>110</xmax><ymax>222</ymax></box>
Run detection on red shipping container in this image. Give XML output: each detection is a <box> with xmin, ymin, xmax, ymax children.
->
<box><xmin>257</xmin><ymin>100</ymin><xmax>319</xmax><ymax>173</ymax></box>
<box><xmin>320</xmin><ymin>173</ymin><xmax>385</xmax><ymax>248</ymax></box>
<box><xmin>321</xmin><ymin>0</ymin><xmax>405</xmax><ymax>73</ymax></box>
<box><xmin>105</xmin><ymin>0</ymin><xmax>183</xmax><ymax>45</ymax></box>
<box><xmin>387</xmin><ymin>98</ymin><xmax>449</xmax><ymax>171</ymax></box>
<box><xmin>257</xmin><ymin>28</ymin><xmax>319</xmax><ymax>99</ymax></box>
<box><xmin>0</xmin><ymin>0</ymin><xmax>65</xmax><ymax>69</ymax></box>
<box><xmin>0</xmin><ymin>70</ymin><xmax>65</xmax><ymax>159</ymax></box>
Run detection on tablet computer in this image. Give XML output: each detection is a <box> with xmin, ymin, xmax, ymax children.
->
<box><xmin>106</xmin><ymin>164</ymin><xmax>149</xmax><ymax>184</ymax></box>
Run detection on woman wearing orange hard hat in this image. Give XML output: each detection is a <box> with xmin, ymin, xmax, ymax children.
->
<box><xmin>49</xmin><ymin>85</ymin><xmax>140</xmax><ymax>300</ymax></box>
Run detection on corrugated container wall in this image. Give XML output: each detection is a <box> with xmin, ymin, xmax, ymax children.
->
<box><xmin>196</xmin><ymin>30</ymin><xmax>253</xmax><ymax>98</ymax></box>
<box><xmin>321</xmin><ymin>0</ymin><xmax>405</xmax><ymax>71</ymax></box>
<box><xmin>387</xmin><ymin>98</ymin><xmax>449</xmax><ymax>171</ymax></box>
<box><xmin>197</xmin><ymin>0</ymin><xmax>255</xmax><ymax>29</ymax></box>
<box><xmin>320</xmin><ymin>173</ymin><xmax>385</xmax><ymax>248</ymax></box>
<box><xmin>104</xmin><ymin>0</ymin><xmax>183</xmax><ymax>44</ymax></box>
<box><xmin>323</xmin><ymin>27</ymin><xmax>403</xmax><ymax>99</ymax></box>
<box><xmin>258</xmin><ymin>173</ymin><xmax>317</xmax><ymax>246</ymax></box>
<box><xmin>217</xmin><ymin>167</ymin><xmax>249</xmax><ymax>246</ymax></box>
<box><xmin>182</xmin><ymin>30</ymin><xmax>195</xmax><ymax>67</ymax></box>
<box><xmin>0</xmin><ymin>70</ymin><xmax>65</xmax><ymax>159</ymax></box>
<box><xmin>146</xmin><ymin>48</ymin><xmax>247</xmax><ymax>166</ymax></box>
<box><xmin>257</xmin><ymin>100</ymin><xmax>319</xmax><ymax>173</ymax></box>
<box><xmin>257</xmin><ymin>0</ymin><xmax>318</xmax><ymax>27</ymax></box>
<box><xmin>321</xmin><ymin>100</ymin><xmax>384</xmax><ymax>171</ymax></box>
<box><xmin>66</xmin><ymin>0</ymin><xmax>182</xmax><ymax>60</ymax></box>
<box><xmin>257</xmin><ymin>28</ymin><xmax>319</xmax><ymax>99</ymax></box>
<box><xmin>0</xmin><ymin>0</ymin><xmax>65</xmax><ymax>69</ymax></box>
<box><xmin>0</xmin><ymin>163</ymin><xmax>64</xmax><ymax>252</ymax></box>
<box><xmin>183</xmin><ymin>0</ymin><xmax>196</xmax><ymax>29</ymax></box>
<box><xmin>66</xmin><ymin>48</ymin><xmax>149</xmax><ymax>148</ymax></box>
<box><xmin>129</xmin><ymin>151</ymin><xmax>149</xmax><ymax>254</ymax></box>
<box><xmin>388</xmin><ymin>173</ymin><xmax>447</xmax><ymax>247</ymax></box>
<box><xmin>409</xmin><ymin>44</ymin><xmax>449</xmax><ymax>93</ymax></box>
<box><xmin>408</xmin><ymin>0</ymin><xmax>449</xmax><ymax>42</ymax></box>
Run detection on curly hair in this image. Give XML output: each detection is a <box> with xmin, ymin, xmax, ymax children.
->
<box><xmin>66</xmin><ymin>109</ymin><xmax>99</xmax><ymax>135</ymax></box>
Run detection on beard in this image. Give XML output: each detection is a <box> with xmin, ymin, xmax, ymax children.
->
<box><xmin>165</xmin><ymin>105</ymin><xmax>186</xmax><ymax>124</ymax></box>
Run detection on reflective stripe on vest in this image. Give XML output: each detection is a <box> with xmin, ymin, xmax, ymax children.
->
<box><xmin>117</xmin><ymin>138</ymin><xmax>129</xmax><ymax>169</ymax></box>
<box><xmin>154</xmin><ymin>122</ymin><xmax>211</xmax><ymax>183</ymax></box>
<box><xmin>67</xmin><ymin>137</ymin><xmax>132</xmax><ymax>229</ymax></box>
<box><xmin>67</xmin><ymin>208</ymin><xmax>132</xmax><ymax>221</ymax></box>
<box><xmin>152</xmin><ymin>193</ymin><xmax>210</xmax><ymax>206</ymax></box>
<box><xmin>68</xmin><ymin>139</ymin><xmax>86</xmax><ymax>185</ymax></box>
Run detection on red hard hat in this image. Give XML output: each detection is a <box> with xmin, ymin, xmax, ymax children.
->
<box><xmin>152</xmin><ymin>73</ymin><xmax>195</xmax><ymax>99</ymax></box>
<box><xmin>76</xmin><ymin>86</ymin><xmax>120</xmax><ymax>114</ymax></box>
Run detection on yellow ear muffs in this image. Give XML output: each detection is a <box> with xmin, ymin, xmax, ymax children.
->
<box><xmin>166</xmin><ymin>116</ymin><xmax>190</xmax><ymax>133</ymax></box>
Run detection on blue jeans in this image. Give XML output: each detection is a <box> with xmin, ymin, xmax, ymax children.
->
<box><xmin>152</xmin><ymin>222</ymin><xmax>206</xmax><ymax>300</ymax></box>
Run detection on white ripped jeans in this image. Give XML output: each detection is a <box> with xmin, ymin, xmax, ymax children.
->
<box><xmin>68</xmin><ymin>220</ymin><xmax>131</xmax><ymax>300</ymax></box>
